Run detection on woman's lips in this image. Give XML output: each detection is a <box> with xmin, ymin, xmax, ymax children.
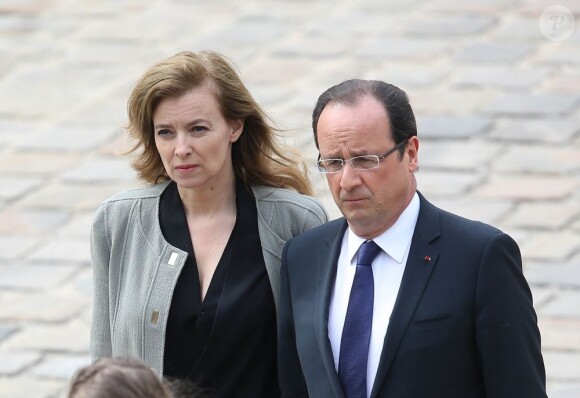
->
<box><xmin>175</xmin><ymin>164</ymin><xmax>197</xmax><ymax>172</ymax></box>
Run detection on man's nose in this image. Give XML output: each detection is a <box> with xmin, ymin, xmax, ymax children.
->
<box><xmin>339</xmin><ymin>161</ymin><xmax>361</xmax><ymax>191</ymax></box>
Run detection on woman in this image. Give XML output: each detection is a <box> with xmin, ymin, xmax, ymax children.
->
<box><xmin>68</xmin><ymin>358</ymin><xmax>176</xmax><ymax>398</ymax></box>
<box><xmin>90</xmin><ymin>51</ymin><xmax>328</xmax><ymax>397</ymax></box>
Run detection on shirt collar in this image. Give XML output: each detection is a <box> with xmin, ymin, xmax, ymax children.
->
<box><xmin>347</xmin><ymin>192</ymin><xmax>420</xmax><ymax>265</ymax></box>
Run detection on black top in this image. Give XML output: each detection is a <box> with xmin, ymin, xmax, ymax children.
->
<box><xmin>160</xmin><ymin>180</ymin><xmax>279</xmax><ymax>397</ymax></box>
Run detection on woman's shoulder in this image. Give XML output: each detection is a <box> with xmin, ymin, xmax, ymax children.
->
<box><xmin>251</xmin><ymin>185</ymin><xmax>328</xmax><ymax>221</ymax></box>
<box><xmin>100</xmin><ymin>181</ymin><xmax>171</xmax><ymax>207</ymax></box>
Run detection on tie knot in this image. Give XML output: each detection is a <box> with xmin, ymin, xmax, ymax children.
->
<box><xmin>356</xmin><ymin>240</ymin><xmax>381</xmax><ymax>267</ymax></box>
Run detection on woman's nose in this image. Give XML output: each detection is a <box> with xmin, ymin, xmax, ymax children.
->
<box><xmin>175</xmin><ymin>135</ymin><xmax>192</xmax><ymax>158</ymax></box>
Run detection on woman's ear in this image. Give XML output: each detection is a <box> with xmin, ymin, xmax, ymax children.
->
<box><xmin>230</xmin><ymin>119</ymin><xmax>244</xmax><ymax>142</ymax></box>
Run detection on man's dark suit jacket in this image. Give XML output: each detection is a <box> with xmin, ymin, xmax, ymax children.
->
<box><xmin>278</xmin><ymin>192</ymin><xmax>547</xmax><ymax>398</ymax></box>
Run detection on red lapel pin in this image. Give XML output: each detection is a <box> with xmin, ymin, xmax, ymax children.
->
<box><xmin>424</xmin><ymin>255</ymin><xmax>431</xmax><ymax>263</ymax></box>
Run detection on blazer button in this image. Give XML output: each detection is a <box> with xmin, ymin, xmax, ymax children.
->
<box><xmin>150</xmin><ymin>310</ymin><xmax>160</xmax><ymax>325</ymax></box>
<box><xmin>168</xmin><ymin>252</ymin><xmax>178</xmax><ymax>266</ymax></box>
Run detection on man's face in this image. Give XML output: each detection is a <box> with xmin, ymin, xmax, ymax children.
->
<box><xmin>316</xmin><ymin>96</ymin><xmax>419</xmax><ymax>239</ymax></box>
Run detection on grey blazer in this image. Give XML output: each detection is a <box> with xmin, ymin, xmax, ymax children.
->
<box><xmin>90</xmin><ymin>180</ymin><xmax>328</xmax><ymax>376</ymax></box>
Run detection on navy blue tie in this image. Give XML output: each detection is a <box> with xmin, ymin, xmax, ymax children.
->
<box><xmin>339</xmin><ymin>240</ymin><xmax>382</xmax><ymax>398</ymax></box>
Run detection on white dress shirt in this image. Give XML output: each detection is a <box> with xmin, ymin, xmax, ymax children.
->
<box><xmin>328</xmin><ymin>192</ymin><xmax>420</xmax><ymax>397</ymax></box>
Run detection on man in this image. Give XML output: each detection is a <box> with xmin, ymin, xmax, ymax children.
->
<box><xmin>278</xmin><ymin>79</ymin><xmax>547</xmax><ymax>398</ymax></box>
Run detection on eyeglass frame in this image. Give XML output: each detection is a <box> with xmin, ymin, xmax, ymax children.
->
<box><xmin>316</xmin><ymin>138</ymin><xmax>409</xmax><ymax>174</ymax></box>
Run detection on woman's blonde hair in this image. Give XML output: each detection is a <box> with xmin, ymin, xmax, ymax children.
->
<box><xmin>126</xmin><ymin>50</ymin><xmax>313</xmax><ymax>195</ymax></box>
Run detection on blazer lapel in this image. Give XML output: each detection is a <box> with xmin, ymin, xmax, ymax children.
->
<box><xmin>371</xmin><ymin>193</ymin><xmax>441</xmax><ymax>397</ymax></box>
<box><xmin>314</xmin><ymin>218</ymin><xmax>348</xmax><ymax>398</ymax></box>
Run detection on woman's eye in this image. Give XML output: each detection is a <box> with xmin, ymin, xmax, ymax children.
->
<box><xmin>192</xmin><ymin>126</ymin><xmax>207</xmax><ymax>133</ymax></box>
<box><xmin>156</xmin><ymin>129</ymin><xmax>172</xmax><ymax>136</ymax></box>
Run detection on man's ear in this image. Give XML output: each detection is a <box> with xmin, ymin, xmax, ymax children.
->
<box><xmin>407</xmin><ymin>136</ymin><xmax>419</xmax><ymax>172</ymax></box>
<box><xmin>230</xmin><ymin>119</ymin><xmax>244</xmax><ymax>142</ymax></box>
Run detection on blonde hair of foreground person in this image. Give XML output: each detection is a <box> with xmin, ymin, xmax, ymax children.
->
<box><xmin>126</xmin><ymin>50</ymin><xmax>313</xmax><ymax>195</ymax></box>
<box><xmin>68</xmin><ymin>357</ymin><xmax>174</xmax><ymax>398</ymax></box>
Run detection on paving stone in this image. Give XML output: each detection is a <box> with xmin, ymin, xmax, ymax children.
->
<box><xmin>244</xmin><ymin>57</ymin><xmax>315</xmax><ymax>85</ymax></box>
<box><xmin>488</xmin><ymin>118</ymin><xmax>580</xmax><ymax>143</ymax></box>
<box><xmin>356</xmin><ymin>0</ymin><xmax>423</xmax><ymax>12</ymax></box>
<box><xmin>522</xmin><ymin>232</ymin><xmax>580</xmax><ymax>262</ymax></box>
<box><xmin>548</xmin><ymin>382</ymin><xmax>580</xmax><ymax>398</ymax></box>
<box><xmin>423</xmin><ymin>197</ymin><xmax>513</xmax><ymax>226</ymax></box>
<box><xmin>543</xmin><ymin>351</ymin><xmax>580</xmax><ymax>380</ymax></box>
<box><xmin>56</xmin><ymin>212</ymin><xmax>94</xmax><ymax>238</ymax></box>
<box><xmin>573</xmin><ymin>217</ymin><xmax>580</xmax><ymax>233</ymax></box>
<box><xmin>529</xmin><ymin>286</ymin><xmax>555</xmax><ymax>308</ymax></box>
<box><xmin>534</xmin><ymin>43</ymin><xmax>580</xmax><ymax>65</ymax></box>
<box><xmin>364</xmin><ymin>61</ymin><xmax>449</xmax><ymax>88</ymax></box>
<box><xmin>451</xmin><ymin>65</ymin><xmax>551</xmax><ymax>89</ymax></box>
<box><xmin>28</xmin><ymin>236</ymin><xmax>91</xmax><ymax>263</ymax></box>
<box><xmin>503</xmin><ymin>201</ymin><xmax>580</xmax><ymax>230</ymax></box>
<box><xmin>0</xmin><ymin>209</ymin><xmax>69</xmax><ymax>235</ymax></box>
<box><xmin>0</xmin><ymin>351</ymin><xmax>41</xmax><ymax>376</ymax></box>
<box><xmin>539</xmin><ymin>317</ymin><xmax>580</xmax><ymax>351</ymax></box>
<box><xmin>0</xmin><ymin>0</ymin><xmax>53</xmax><ymax>14</ymax></box>
<box><xmin>417</xmin><ymin>115</ymin><xmax>492</xmax><ymax>139</ymax></box>
<box><xmin>0</xmin><ymin>376</ymin><xmax>62</xmax><ymax>398</ymax></box>
<box><xmin>411</xmin><ymin>88</ymin><xmax>495</xmax><ymax>114</ymax></box>
<box><xmin>30</xmin><ymin>354</ymin><xmax>90</xmax><ymax>380</ymax></box>
<box><xmin>248</xmin><ymin>84</ymin><xmax>294</xmax><ymax>108</ymax></box>
<box><xmin>423</xmin><ymin>0</ymin><xmax>518</xmax><ymax>12</ymax></box>
<box><xmin>483</xmin><ymin>93</ymin><xmax>580</xmax><ymax>116</ymax></box>
<box><xmin>474</xmin><ymin>176</ymin><xmax>578</xmax><ymax>200</ymax></box>
<box><xmin>0</xmin><ymin>236</ymin><xmax>42</xmax><ymax>261</ymax></box>
<box><xmin>546</xmin><ymin>70</ymin><xmax>580</xmax><ymax>95</ymax></box>
<box><xmin>61</xmin><ymin>156</ymin><xmax>137</xmax><ymax>183</ymax></box>
<box><xmin>0</xmin><ymin>263</ymin><xmax>78</xmax><ymax>290</ymax></box>
<box><xmin>538</xmin><ymin>291</ymin><xmax>580</xmax><ymax>317</ymax></box>
<box><xmin>13</xmin><ymin>124</ymin><xmax>117</xmax><ymax>152</ymax></box>
<box><xmin>19</xmin><ymin>182</ymin><xmax>138</xmax><ymax>211</ymax></box>
<box><xmin>312</xmin><ymin>10</ymin><xmax>401</xmax><ymax>36</ymax></box>
<box><xmin>97</xmin><ymin>132</ymin><xmax>133</xmax><ymax>157</ymax></box>
<box><xmin>0</xmin><ymin>176</ymin><xmax>43</xmax><ymax>202</ymax></box>
<box><xmin>405</xmin><ymin>15</ymin><xmax>496</xmax><ymax>36</ymax></box>
<box><xmin>419</xmin><ymin>141</ymin><xmax>501</xmax><ymax>171</ymax></box>
<box><xmin>0</xmin><ymin>324</ymin><xmax>18</xmax><ymax>343</ymax></box>
<box><xmin>0</xmin><ymin>14</ymin><xmax>37</xmax><ymax>36</ymax></box>
<box><xmin>493</xmin><ymin>14</ymin><xmax>549</xmax><ymax>40</ymax></box>
<box><xmin>416</xmin><ymin>171</ymin><xmax>482</xmax><ymax>196</ymax></box>
<box><xmin>0</xmin><ymin>152</ymin><xmax>82</xmax><ymax>175</ymax></box>
<box><xmin>273</xmin><ymin>35</ymin><xmax>353</xmax><ymax>58</ymax></box>
<box><xmin>72</xmin><ymin>267</ymin><xmax>93</xmax><ymax>297</ymax></box>
<box><xmin>355</xmin><ymin>38</ymin><xmax>449</xmax><ymax>61</ymax></box>
<box><xmin>493</xmin><ymin>146</ymin><xmax>580</xmax><ymax>174</ymax></box>
<box><xmin>3</xmin><ymin>319</ymin><xmax>89</xmax><ymax>353</ymax></box>
<box><xmin>520</xmin><ymin>0</ymin><xmax>580</xmax><ymax>15</ymax></box>
<box><xmin>455</xmin><ymin>42</ymin><xmax>533</xmax><ymax>62</ymax></box>
<box><xmin>526</xmin><ymin>262</ymin><xmax>580</xmax><ymax>289</ymax></box>
<box><xmin>0</xmin><ymin>291</ymin><xmax>88</xmax><ymax>322</ymax></box>
<box><xmin>0</xmin><ymin>64</ymin><xmax>120</xmax><ymax>119</ymax></box>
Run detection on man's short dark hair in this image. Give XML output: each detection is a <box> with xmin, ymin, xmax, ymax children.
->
<box><xmin>312</xmin><ymin>79</ymin><xmax>417</xmax><ymax>151</ymax></box>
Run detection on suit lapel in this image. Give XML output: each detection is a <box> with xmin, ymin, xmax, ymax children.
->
<box><xmin>371</xmin><ymin>193</ymin><xmax>441</xmax><ymax>397</ymax></box>
<box><xmin>314</xmin><ymin>218</ymin><xmax>348</xmax><ymax>398</ymax></box>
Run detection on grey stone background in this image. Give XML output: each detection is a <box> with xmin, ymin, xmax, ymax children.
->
<box><xmin>0</xmin><ymin>0</ymin><xmax>579</xmax><ymax>397</ymax></box>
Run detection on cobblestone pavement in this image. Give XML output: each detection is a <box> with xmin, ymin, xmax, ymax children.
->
<box><xmin>0</xmin><ymin>0</ymin><xmax>579</xmax><ymax>396</ymax></box>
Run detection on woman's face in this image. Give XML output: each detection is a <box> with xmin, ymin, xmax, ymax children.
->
<box><xmin>153</xmin><ymin>85</ymin><xmax>243</xmax><ymax>192</ymax></box>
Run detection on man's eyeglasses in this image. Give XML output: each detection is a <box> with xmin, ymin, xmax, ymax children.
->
<box><xmin>317</xmin><ymin>139</ymin><xmax>408</xmax><ymax>174</ymax></box>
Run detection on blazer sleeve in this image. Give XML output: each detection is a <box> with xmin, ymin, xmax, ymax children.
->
<box><xmin>89</xmin><ymin>202</ymin><xmax>113</xmax><ymax>361</ymax></box>
<box><xmin>278</xmin><ymin>239</ymin><xmax>309</xmax><ymax>398</ymax></box>
<box><xmin>474</xmin><ymin>232</ymin><xmax>547</xmax><ymax>397</ymax></box>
